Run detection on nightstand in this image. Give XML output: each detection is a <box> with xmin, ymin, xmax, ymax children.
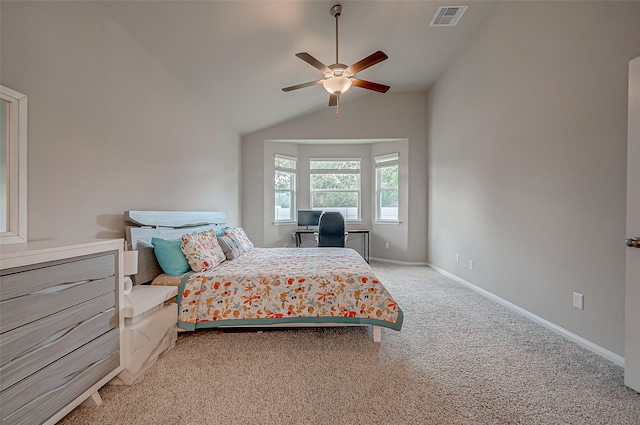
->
<box><xmin>110</xmin><ymin>285</ymin><xmax>178</xmax><ymax>385</ymax></box>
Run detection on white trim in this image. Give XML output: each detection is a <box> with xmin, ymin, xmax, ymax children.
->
<box><xmin>374</xmin><ymin>152</ymin><xmax>399</xmax><ymax>165</ymax></box>
<box><xmin>310</xmin><ymin>169</ymin><xmax>360</xmax><ymax>175</ymax></box>
<box><xmin>428</xmin><ymin>263</ymin><xmax>625</xmax><ymax>367</ymax></box>
<box><xmin>310</xmin><ymin>157</ymin><xmax>361</xmax><ymax>164</ymax></box>
<box><xmin>0</xmin><ymin>86</ymin><xmax>27</xmax><ymax>245</ymax></box>
<box><xmin>266</xmin><ymin>138</ymin><xmax>404</xmax><ymax>145</ymax></box>
<box><xmin>274</xmin><ymin>153</ymin><xmax>297</xmax><ymax>164</ymax></box>
<box><xmin>369</xmin><ymin>257</ymin><xmax>429</xmax><ymax>266</ymax></box>
<box><xmin>272</xmin><ymin>221</ymin><xmax>296</xmax><ymax>226</ymax></box>
<box><xmin>373</xmin><ymin>221</ymin><xmax>401</xmax><ymax>225</ymax></box>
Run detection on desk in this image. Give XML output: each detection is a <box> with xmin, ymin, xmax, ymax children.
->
<box><xmin>294</xmin><ymin>229</ymin><xmax>369</xmax><ymax>263</ymax></box>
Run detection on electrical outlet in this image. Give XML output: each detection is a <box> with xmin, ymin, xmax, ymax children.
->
<box><xmin>469</xmin><ymin>259</ymin><xmax>474</xmax><ymax>269</ymax></box>
<box><xmin>456</xmin><ymin>254</ymin><xmax>460</xmax><ymax>264</ymax></box>
<box><xmin>573</xmin><ymin>292</ymin><xmax>584</xmax><ymax>310</ymax></box>
<box><xmin>385</xmin><ymin>242</ymin><xmax>390</xmax><ymax>250</ymax></box>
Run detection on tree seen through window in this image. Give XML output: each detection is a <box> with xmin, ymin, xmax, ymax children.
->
<box><xmin>310</xmin><ymin>159</ymin><xmax>360</xmax><ymax>220</ymax></box>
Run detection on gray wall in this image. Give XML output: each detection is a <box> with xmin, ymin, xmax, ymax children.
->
<box><xmin>242</xmin><ymin>92</ymin><xmax>429</xmax><ymax>263</ymax></box>
<box><xmin>427</xmin><ymin>1</ymin><xmax>640</xmax><ymax>356</ymax></box>
<box><xmin>1</xmin><ymin>2</ymin><xmax>241</xmax><ymax>241</ymax></box>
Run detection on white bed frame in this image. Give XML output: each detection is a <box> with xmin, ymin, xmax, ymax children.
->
<box><xmin>124</xmin><ymin>211</ymin><xmax>382</xmax><ymax>342</ymax></box>
<box><xmin>125</xmin><ymin>211</ymin><xmax>226</xmax><ymax>285</ymax></box>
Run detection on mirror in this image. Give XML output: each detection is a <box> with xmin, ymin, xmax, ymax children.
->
<box><xmin>0</xmin><ymin>85</ymin><xmax>27</xmax><ymax>244</ymax></box>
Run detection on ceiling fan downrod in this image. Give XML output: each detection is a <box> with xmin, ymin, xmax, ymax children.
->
<box><xmin>331</xmin><ymin>4</ymin><xmax>341</xmax><ymax>65</ymax></box>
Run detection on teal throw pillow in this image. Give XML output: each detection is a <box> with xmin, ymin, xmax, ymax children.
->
<box><xmin>151</xmin><ymin>237</ymin><xmax>191</xmax><ymax>275</ymax></box>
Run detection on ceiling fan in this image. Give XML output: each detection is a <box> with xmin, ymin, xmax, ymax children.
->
<box><xmin>282</xmin><ymin>4</ymin><xmax>390</xmax><ymax>114</ymax></box>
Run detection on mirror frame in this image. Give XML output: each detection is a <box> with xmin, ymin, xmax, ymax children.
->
<box><xmin>0</xmin><ymin>85</ymin><xmax>27</xmax><ymax>245</ymax></box>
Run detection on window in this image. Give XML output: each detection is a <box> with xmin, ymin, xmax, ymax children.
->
<box><xmin>375</xmin><ymin>153</ymin><xmax>399</xmax><ymax>222</ymax></box>
<box><xmin>275</xmin><ymin>154</ymin><xmax>296</xmax><ymax>222</ymax></box>
<box><xmin>310</xmin><ymin>159</ymin><xmax>360</xmax><ymax>220</ymax></box>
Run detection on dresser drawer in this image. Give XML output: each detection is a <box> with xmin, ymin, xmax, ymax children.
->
<box><xmin>0</xmin><ymin>329</ymin><xmax>120</xmax><ymax>425</ymax></box>
<box><xmin>0</xmin><ymin>253</ymin><xmax>115</xmax><ymax>300</ymax></box>
<box><xmin>0</xmin><ymin>253</ymin><xmax>116</xmax><ymax>334</ymax></box>
<box><xmin>0</xmin><ymin>292</ymin><xmax>116</xmax><ymax>391</ymax></box>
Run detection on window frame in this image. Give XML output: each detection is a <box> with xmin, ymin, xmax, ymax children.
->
<box><xmin>274</xmin><ymin>154</ymin><xmax>297</xmax><ymax>223</ymax></box>
<box><xmin>309</xmin><ymin>158</ymin><xmax>361</xmax><ymax>221</ymax></box>
<box><xmin>374</xmin><ymin>153</ymin><xmax>399</xmax><ymax>223</ymax></box>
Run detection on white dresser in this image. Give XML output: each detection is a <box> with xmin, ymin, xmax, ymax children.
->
<box><xmin>0</xmin><ymin>240</ymin><xmax>124</xmax><ymax>425</ymax></box>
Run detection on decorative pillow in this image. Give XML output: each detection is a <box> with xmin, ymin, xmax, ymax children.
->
<box><xmin>180</xmin><ymin>229</ymin><xmax>225</xmax><ymax>272</ymax></box>
<box><xmin>217</xmin><ymin>234</ymin><xmax>243</xmax><ymax>260</ymax></box>
<box><xmin>151</xmin><ymin>237</ymin><xmax>191</xmax><ymax>276</ymax></box>
<box><xmin>213</xmin><ymin>226</ymin><xmax>232</xmax><ymax>238</ymax></box>
<box><xmin>197</xmin><ymin>229</ymin><xmax>226</xmax><ymax>263</ymax></box>
<box><xmin>223</xmin><ymin>227</ymin><xmax>254</xmax><ymax>252</ymax></box>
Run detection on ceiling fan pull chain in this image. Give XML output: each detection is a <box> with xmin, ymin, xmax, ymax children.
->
<box><xmin>336</xmin><ymin>95</ymin><xmax>340</xmax><ymax>118</ymax></box>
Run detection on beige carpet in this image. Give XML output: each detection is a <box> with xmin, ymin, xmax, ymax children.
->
<box><xmin>59</xmin><ymin>263</ymin><xmax>640</xmax><ymax>424</ymax></box>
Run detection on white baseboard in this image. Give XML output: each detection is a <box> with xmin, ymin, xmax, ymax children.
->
<box><xmin>428</xmin><ymin>263</ymin><xmax>625</xmax><ymax>368</ymax></box>
<box><xmin>369</xmin><ymin>257</ymin><xmax>429</xmax><ymax>266</ymax></box>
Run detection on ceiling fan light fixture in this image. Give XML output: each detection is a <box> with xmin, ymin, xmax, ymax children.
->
<box><xmin>282</xmin><ymin>3</ymin><xmax>389</xmax><ymax>110</ymax></box>
<box><xmin>323</xmin><ymin>76</ymin><xmax>352</xmax><ymax>95</ymax></box>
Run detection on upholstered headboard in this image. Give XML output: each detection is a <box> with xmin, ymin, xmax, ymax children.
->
<box><xmin>124</xmin><ymin>211</ymin><xmax>227</xmax><ymax>285</ymax></box>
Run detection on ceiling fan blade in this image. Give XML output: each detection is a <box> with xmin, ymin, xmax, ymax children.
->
<box><xmin>282</xmin><ymin>80</ymin><xmax>324</xmax><ymax>92</ymax></box>
<box><xmin>351</xmin><ymin>79</ymin><xmax>390</xmax><ymax>93</ymax></box>
<box><xmin>328</xmin><ymin>94</ymin><xmax>338</xmax><ymax>107</ymax></box>
<box><xmin>346</xmin><ymin>51</ymin><xmax>388</xmax><ymax>75</ymax></box>
<box><xmin>295</xmin><ymin>52</ymin><xmax>331</xmax><ymax>73</ymax></box>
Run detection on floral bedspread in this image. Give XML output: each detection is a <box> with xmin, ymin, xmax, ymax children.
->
<box><xmin>176</xmin><ymin>248</ymin><xmax>403</xmax><ymax>331</ymax></box>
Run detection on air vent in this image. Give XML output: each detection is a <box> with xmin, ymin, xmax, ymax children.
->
<box><xmin>430</xmin><ymin>5</ymin><xmax>469</xmax><ymax>27</ymax></box>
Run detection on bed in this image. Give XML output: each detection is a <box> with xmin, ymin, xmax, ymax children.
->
<box><xmin>125</xmin><ymin>211</ymin><xmax>403</xmax><ymax>342</ymax></box>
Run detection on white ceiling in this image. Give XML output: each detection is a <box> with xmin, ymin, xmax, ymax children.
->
<box><xmin>100</xmin><ymin>1</ymin><xmax>498</xmax><ymax>135</ymax></box>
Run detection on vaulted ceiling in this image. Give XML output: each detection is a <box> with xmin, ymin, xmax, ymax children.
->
<box><xmin>100</xmin><ymin>1</ymin><xmax>498</xmax><ymax>134</ymax></box>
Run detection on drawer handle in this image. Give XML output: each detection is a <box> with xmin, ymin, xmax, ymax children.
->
<box><xmin>13</xmin><ymin>324</ymin><xmax>76</xmax><ymax>360</ymax></box>
<box><xmin>32</xmin><ymin>280</ymin><xmax>90</xmax><ymax>295</ymax></box>
<box><xmin>26</xmin><ymin>356</ymin><xmax>110</xmax><ymax>403</ymax></box>
<box><xmin>12</xmin><ymin>309</ymin><xmax>113</xmax><ymax>361</ymax></box>
<box><xmin>6</xmin><ymin>363</ymin><xmax>91</xmax><ymax>420</ymax></box>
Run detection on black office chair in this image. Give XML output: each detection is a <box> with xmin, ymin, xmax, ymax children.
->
<box><xmin>317</xmin><ymin>212</ymin><xmax>346</xmax><ymax>248</ymax></box>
